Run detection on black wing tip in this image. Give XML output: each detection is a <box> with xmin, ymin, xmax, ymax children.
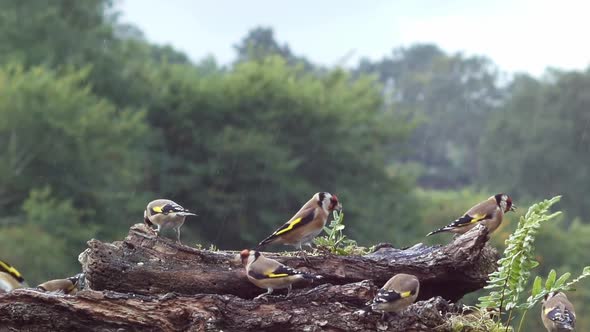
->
<box><xmin>257</xmin><ymin>235</ymin><xmax>277</xmax><ymax>248</ymax></box>
<box><xmin>303</xmin><ymin>273</ymin><xmax>322</xmax><ymax>280</ymax></box>
<box><xmin>426</xmin><ymin>228</ymin><xmax>446</xmax><ymax>237</ymax></box>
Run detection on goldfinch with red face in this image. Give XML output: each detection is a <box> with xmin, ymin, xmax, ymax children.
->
<box><xmin>426</xmin><ymin>193</ymin><xmax>515</xmax><ymax>237</ymax></box>
<box><xmin>359</xmin><ymin>273</ymin><xmax>420</xmax><ymax>319</ymax></box>
<box><xmin>36</xmin><ymin>273</ymin><xmax>85</xmax><ymax>295</ymax></box>
<box><xmin>257</xmin><ymin>192</ymin><xmax>342</xmax><ymax>251</ymax></box>
<box><xmin>144</xmin><ymin>199</ymin><xmax>197</xmax><ymax>244</ymax></box>
<box><xmin>542</xmin><ymin>292</ymin><xmax>576</xmax><ymax>332</ymax></box>
<box><xmin>0</xmin><ymin>259</ymin><xmax>26</xmax><ymax>293</ymax></box>
<box><xmin>240</xmin><ymin>249</ymin><xmax>322</xmax><ymax>300</ymax></box>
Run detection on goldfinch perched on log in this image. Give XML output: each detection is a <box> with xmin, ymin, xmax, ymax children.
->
<box><xmin>542</xmin><ymin>292</ymin><xmax>576</xmax><ymax>332</ymax></box>
<box><xmin>0</xmin><ymin>259</ymin><xmax>26</xmax><ymax>293</ymax></box>
<box><xmin>360</xmin><ymin>273</ymin><xmax>420</xmax><ymax>319</ymax></box>
<box><xmin>426</xmin><ymin>193</ymin><xmax>515</xmax><ymax>237</ymax></box>
<box><xmin>240</xmin><ymin>249</ymin><xmax>322</xmax><ymax>300</ymax></box>
<box><xmin>36</xmin><ymin>273</ymin><xmax>85</xmax><ymax>295</ymax></box>
<box><xmin>256</xmin><ymin>192</ymin><xmax>342</xmax><ymax>251</ymax></box>
<box><xmin>144</xmin><ymin>199</ymin><xmax>197</xmax><ymax>244</ymax></box>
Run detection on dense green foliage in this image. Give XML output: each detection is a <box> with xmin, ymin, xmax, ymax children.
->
<box><xmin>357</xmin><ymin>44</ymin><xmax>503</xmax><ymax>187</ymax></box>
<box><xmin>0</xmin><ymin>1</ymin><xmax>589</xmax><ymax>329</ymax></box>
<box><xmin>478</xmin><ymin>197</ymin><xmax>590</xmax><ymax>331</ymax></box>
<box><xmin>481</xmin><ymin>71</ymin><xmax>590</xmax><ymax>220</ymax></box>
<box><xmin>314</xmin><ymin>211</ymin><xmax>372</xmax><ymax>255</ymax></box>
<box><xmin>479</xmin><ymin>197</ymin><xmax>563</xmax><ymax>314</ymax></box>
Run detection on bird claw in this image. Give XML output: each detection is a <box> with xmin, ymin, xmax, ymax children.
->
<box><xmin>296</xmin><ymin>251</ymin><xmax>310</xmax><ymax>263</ymax></box>
<box><xmin>253</xmin><ymin>294</ymin><xmax>270</xmax><ymax>301</ymax></box>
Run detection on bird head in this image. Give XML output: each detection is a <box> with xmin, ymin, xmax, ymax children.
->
<box><xmin>240</xmin><ymin>249</ymin><xmax>260</xmax><ymax>266</ymax></box>
<box><xmin>544</xmin><ymin>291</ymin><xmax>567</xmax><ymax>303</ymax></box>
<box><xmin>543</xmin><ymin>292</ymin><xmax>553</xmax><ymax>303</ymax></box>
<box><xmin>317</xmin><ymin>192</ymin><xmax>342</xmax><ymax>212</ymax></box>
<box><xmin>494</xmin><ymin>193</ymin><xmax>515</xmax><ymax>213</ymax></box>
<box><xmin>240</xmin><ymin>249</ymin><xmax>250</xmax><ymax>265</ymax></box>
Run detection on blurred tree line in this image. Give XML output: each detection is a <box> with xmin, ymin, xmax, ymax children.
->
<box><xmin>0</xmin><ymin>1</ymin><xmax>589</xmax><ymax>329</ymax></box>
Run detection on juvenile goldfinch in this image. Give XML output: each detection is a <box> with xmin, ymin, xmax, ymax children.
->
<box><xmin>542</xmin><ymin>292</ymin><xmax>576</xmax><ymax>332</ymax></box>
<box><xmin>0</xmin><ymin>259</ymin><xmax>26</xmax><ymax>293</ymax></box>
<box><xmin>144</xmin><ymin>199</ymin><xmax>197</xmax><ymax>244</ymax></box>
<box><xmin>36</xmin><ymin>273</ymin><xmax>85</xmax><ymax>295</ymax></box>
<box><xmin>362</xmin><ymin>273</ymin><xmax>420</xmax><ymax>319</ymax></box>
<box><xmin>257</xmin><ymin>192</ymin><xmax>342</xmax><ymax>252</ymax></box>
<box><xmin>240</xmin><ymin>249</ymin><xmax>322</xmax><ymax>300</ymax></box>
<box><xmin>426</xmin><ymin>193</ymin><xmax>515</xmax><ymax>237</ymax></box>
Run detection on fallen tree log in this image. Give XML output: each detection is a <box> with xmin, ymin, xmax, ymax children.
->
<box><xmin>0</xmin><ymin>281</ymin><xmax>458</xmax><ymax>332</ymax></box>
<box><xmin>0</xmin><ymin>223</ymin><xmax>499</xmax><ymax>331</ymax></box>
<box><xmin>80</xmin><ymin>223</ymin><xmax>498</xmax><ymax>301</ymax></box>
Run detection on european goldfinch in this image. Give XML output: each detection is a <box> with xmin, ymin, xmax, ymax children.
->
<box><xmin>0</xmin><ymin>259</ymin><xmax>26</xmax><ymax>293</ymax></box>
<box><xmin>426</xmin><ymin>193</ymin><xmax>515</xmax><ymax>237</ymax></box>
<box><xmin>144</xmin><ymin>199</ymin><xmax>197</xmax><ymax>244</ymax></box>
<box><xmin>542</xmin><ymin>292</ymin><xmax>576</xmax><ymax>332</ymax></box>
<box><xmin>362</xmin><ymin>273</ymin><xmax>420</xmax><ymax>319</ymax></box>
<box><xmin>257</xmin><ymin>192</ymin><xmax>342</xmax><ymax>252</ymax></box>
<box><xmin>240</xmin><ymin>249</ymin><xmax>322</xmax><ymax>300</ymax></box>
<box><xmin>36</xmin><ymin>273</ymin><xmax>85</xmax><ymax>295</ymax></box>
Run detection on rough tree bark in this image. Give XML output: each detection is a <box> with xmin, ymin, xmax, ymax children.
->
<box><xmin>0</xmin><ymin>224</ymin><xmax>498</xmax><ymax>331</ymax></box>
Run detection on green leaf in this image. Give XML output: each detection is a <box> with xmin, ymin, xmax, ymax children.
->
<box><xmin>531</xmin><ymin>276</ymin><xmax>543</xmax><ymax>297</ymax></box>
<box><xmin>545</xmin><ymin>270</ymin><xmax>557</xmax><ymax>290</ymax></box>
<box><xmin>477</xmin><ymin>196</ymin><xmax>564</xmax><ymax>313</ymax></box>
<box><xmin>554</xmin><ymin>273</ymin><xmax>571</xmax><ymax>288</ymax></box>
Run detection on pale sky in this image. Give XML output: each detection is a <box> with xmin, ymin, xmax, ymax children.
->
<box><xmin>118</xmin><ymin>0</ymin><xmax>590</xmax><ymax>76</ymax></box>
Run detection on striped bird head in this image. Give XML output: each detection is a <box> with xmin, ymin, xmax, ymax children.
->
<box><xmin>316</xmin><ymin>192</ymin><xmax>342</xmax><ymax>212</ymax></box>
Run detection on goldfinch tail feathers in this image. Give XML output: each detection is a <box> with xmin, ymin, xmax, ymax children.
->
<box><xmin>355</xmin><ymin>304</ymin><xmax>373</xmax><ymax>315</ymax></box>
<box><xmin>256</xmin><ymin>234</ymin><xmax>278</xmax><ymax>249</ymax></box>
<box><xmin>177</xmin><ymin>212</ymin><xmax>197</xmax><ymax>217</ymax></box>
<box><xmin>302</xmin><ymin>273</ymin><xmax>322</xmax><ymax>281</ymax></box>
<box><xmin>426</xmin><ymin>226</ymin><xmax>451</xmax><ymax>237</ymax></box>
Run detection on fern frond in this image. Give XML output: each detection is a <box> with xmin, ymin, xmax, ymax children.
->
<box><xmin>478</xmin><ymin>196</ymin><xmax>562</xmax><ymax>312</ymax></box>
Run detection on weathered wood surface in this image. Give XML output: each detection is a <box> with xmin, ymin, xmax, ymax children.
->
<box><xmin>80</xmin><ymin>223</ymin><xmax>497</xmax><ymax>301</ymax></box>
<box><xmin>0</xmin><ymin>282</ymin><xmax>457</xmax><ymax>332</ymax></box>
<box><xmin>0</xmin><ymin>223</ymin><xmax>498</xmax><ymax>331</ymax></box>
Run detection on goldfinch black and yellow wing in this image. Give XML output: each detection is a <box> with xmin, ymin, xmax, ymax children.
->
<box><xmin>426</xmin><ymin>199</ymin><xmax>498</xmax><ymax>236</ymax></box>
<box><xmin>546</xmin><ymin>306</ymin><xmax>575</xmax><ymax>326</ymax></box>
<box><xmin>426</xmin><ymin>212</ymin><xmax>491</xmax><ymax>236</ymax></box>
<box><xmin>0</xmin><ymin>259</ymin><xmax>25</xmax><ymax>284</ymax></box>
<box><xmin>372</xmin><ymin>288</ymin><xmax>416</xmax><ymax>305</ymax></box>
<box><xmin>248</xmin><ymin>263</ymin><xmax>314</xmax><ymax>280</ymax></box>
<box><xmin>257</xmin><ymin>207</ymin><xmax>316</xmax><ymax>247</ymax></box>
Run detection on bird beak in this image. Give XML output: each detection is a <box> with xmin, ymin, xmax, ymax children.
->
<box><xmin>510</xmin><ymin>205</ymin><xmax>516</xmax><ymax>212</ymax></box>
<box><xmin>178</xmin><ymin>212</ymin><xmax>197</xmax><ymax>217</ymax></box>
<box><xmin>336</xmin><ymin>203</ymin><xmax>343</xmax><ymax>211</ymax></box>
